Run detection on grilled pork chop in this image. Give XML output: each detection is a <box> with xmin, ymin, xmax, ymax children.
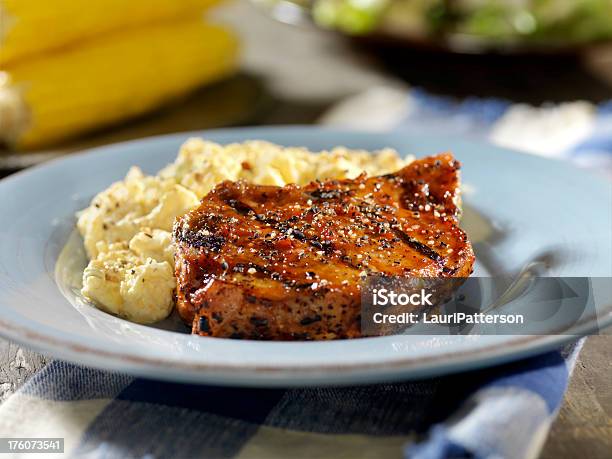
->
<box><xmin>173</xmin><ymin>153</ymin><xmax>474</xmax><ymax>340</ymax></box>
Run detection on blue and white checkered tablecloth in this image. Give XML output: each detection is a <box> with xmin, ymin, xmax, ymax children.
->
<box><xmin>1</xmin><ymin>90</ymin><xmax>611</xmax><ymax>458</ymax></box>
<box><xmin>0</xmin><ymin>342</ymin><xmax>583</xmax><ymax>459</ymax></box>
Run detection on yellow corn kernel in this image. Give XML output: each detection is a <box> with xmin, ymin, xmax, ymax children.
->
<box><xmin>0</xmin><ymin>18</ymin><xmax>239</xmax><ymax>149</ymax></box>
<box><xmin>0</xmin><ymin>0</ymin><xmax>221</xmax><ymax>64</ymax></box>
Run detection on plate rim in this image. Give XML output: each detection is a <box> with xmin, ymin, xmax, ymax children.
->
<box><xmin>0</xmin><ymin>314</ymin><xmax>599</xmax><ymax>386</ymax></box>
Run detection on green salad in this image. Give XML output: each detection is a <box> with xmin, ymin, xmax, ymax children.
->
<box><xmin>311</xmin><ymin>0</ymin><xmax>612</xmax><ymax>45</ymax></box>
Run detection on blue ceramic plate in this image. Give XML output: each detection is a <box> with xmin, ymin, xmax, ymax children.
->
<box><xmin>0</xmin><ymin>127</ymin><xmax>610</xmax><ymax>387</ymax></box>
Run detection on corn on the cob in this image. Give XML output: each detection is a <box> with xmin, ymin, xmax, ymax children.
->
<box><xmin>0</xmin><ymin>18</ymin><xmax>238</xmax><ymax>149</ymax></box>
<box><xmin>0</xmin><ymin>0</ymin><xmax>221</xmax><ymax>65</ymax></box>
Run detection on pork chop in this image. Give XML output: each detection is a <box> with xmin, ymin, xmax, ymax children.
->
<box><xmin>173</xmin><ymin>153</ymin><xmax>474</xmax><ymax>340</ymax></box>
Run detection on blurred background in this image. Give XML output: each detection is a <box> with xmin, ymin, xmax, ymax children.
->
<box><xmin>1</xmin><ymin>0</ymin><xmax>612</xmax><ymax>174</ymax></box>
<box><xmin>1</xmin><ymin>3</ymin><xmax>611</xmax><ymax>456</ymax></box>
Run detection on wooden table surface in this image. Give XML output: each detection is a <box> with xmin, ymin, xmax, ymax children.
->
<box><xmin>1</xmin><ymin>2</ymin><xmax>611</xmax><ymax>457</ymax></box>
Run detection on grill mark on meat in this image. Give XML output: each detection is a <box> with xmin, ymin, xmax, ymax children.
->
<box><xmin>392</xmin><ymin>228</ymin><xmax>442</xmax><ymax>263</ymax></box>
<box><xmin>176</xmin><ymin>230</ymin><xmax>226</xmax><ymax>252</ymax></box>
<box><xmin>225</xmin><ymin>198</ymin><xmax>255</xmax><ymax>216</ymax></box>
<box><xmin>224</xmin><ymin>196</ymin><xmax>361</xmax><ymax>271</ymax></box>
